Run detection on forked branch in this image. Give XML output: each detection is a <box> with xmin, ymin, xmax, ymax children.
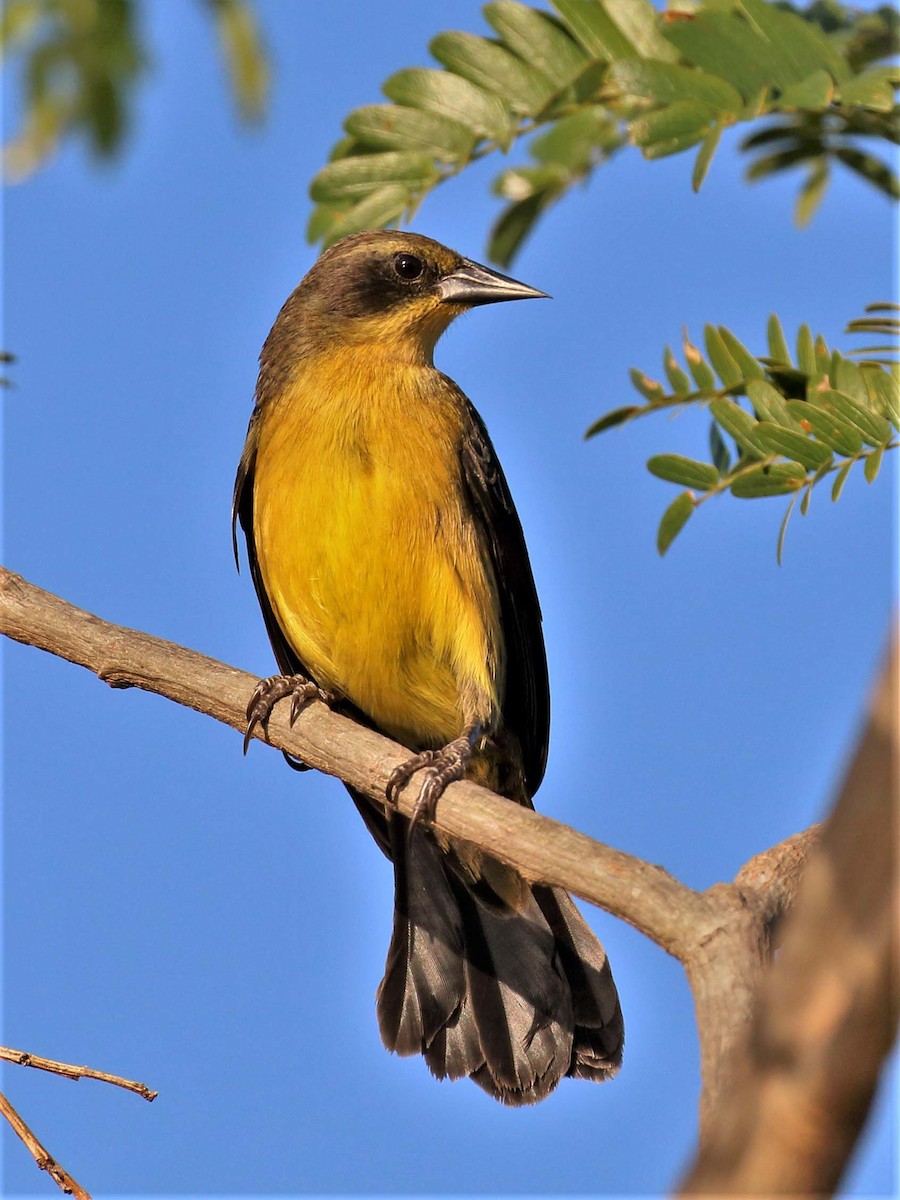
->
<box><xmin>1</xmin><ymin>564</ymin><xmax>894</xmax><ymax>1197</ymax></box>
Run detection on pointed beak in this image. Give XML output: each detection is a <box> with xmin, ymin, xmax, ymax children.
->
<box><xmin>438</xmin><ymin>258</ymin><xmax>550</xmax><ymax>306</ymax></box>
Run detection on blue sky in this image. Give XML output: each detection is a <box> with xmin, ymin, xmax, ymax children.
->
<box><xmin>2</xmin><ymin>0</ymin><xmax>896</xmax><ymax>1195</ymax></box>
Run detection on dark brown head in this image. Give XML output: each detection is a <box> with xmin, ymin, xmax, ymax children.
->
<box><xmin>266</xmin><ymin>230</ymin><xmax>548</xmax><ymax>366</ymax></box>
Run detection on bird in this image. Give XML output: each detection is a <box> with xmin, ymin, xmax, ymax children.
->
<box><xmin>233</xmin><ymin>229</ymin><xmax>623</xmax><ymax>1104</ymax></box>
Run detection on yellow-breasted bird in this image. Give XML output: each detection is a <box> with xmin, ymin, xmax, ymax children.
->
<box><xmin>233</xmin><ymin>230</ymin><xmax>623</xmax><ymax>1104</ymax></box>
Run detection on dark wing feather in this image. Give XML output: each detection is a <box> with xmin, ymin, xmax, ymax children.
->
<box><xmin>455</xmin><ymin>385</ymin><xmax>550</xmax><ymax>797</ymax></box>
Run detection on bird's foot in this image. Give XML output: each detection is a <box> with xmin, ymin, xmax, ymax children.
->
<box><xmin>243</xmin><ymin>673</ymin><xmax>335</xmax><ymax>754</ymax></box>
<box><xmin>387</xmin><ymin>727</ymin><xmax>479</xmax><ymax>835</ymax></box>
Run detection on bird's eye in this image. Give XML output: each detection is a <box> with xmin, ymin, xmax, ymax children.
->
<box><xmin>393</xmin><ymin>253</ymin><xmax>424</xmax><ymax>281</ymax></box>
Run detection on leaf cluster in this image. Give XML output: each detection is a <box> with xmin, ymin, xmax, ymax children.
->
<box><xmin>2</xmin><ymin>0</ymin><xmax>269</xmax><ymax>180</ymax></box>
<box><xmin>309</xmin><ymin>0</ymin><xmax>899</xmax><ymax>264</ymax></box>
<box><xmin>586</xmin><ymin>307</ymin><xmax>899</xmax><ymax>558</ymax></box>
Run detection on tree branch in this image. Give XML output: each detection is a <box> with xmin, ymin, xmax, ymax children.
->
<box><xmin>680</xmin><ymin>628</ymin><xmax>899</xmax><ymax>1195</ymax></box>
<box><xmin>0</xmin><ymin>564</ymin><xmax>712</xmax><ymax>953</ymax></box>
<box><xmin>0</xmin><ymin>1045</ymin><xmax>157</xmax><ymax>1101</ymax></box>
<box><xmin>734</xmin><ymin>824</ymin><xmax>824</xmax><ymax>935</ymax></box>
<box><xmin>0</xmin><ymin>563</ymin><xmax>855</xmax><ymax>1184</ymax></box>
<box><xmin>0</xmin><ymin>1090</ymin><xmax>90</xmax><ymax>1200</ymax></box>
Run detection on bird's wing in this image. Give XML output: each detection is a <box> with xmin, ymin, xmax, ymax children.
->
<box><xmin>455</xmin><ymin>384</ymin><xmax>550</xmax><ymax>797</ymax></box>
<box><xmin>232</xmin><ymin>404</ymin><xmax>310</xmax><ymax>680</ymax></box>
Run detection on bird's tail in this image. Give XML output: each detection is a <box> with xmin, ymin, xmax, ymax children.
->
<box><xmin>376</xmin><ymin>813</ymin><xmax>623</xmax><ymax>1105</ymax></box>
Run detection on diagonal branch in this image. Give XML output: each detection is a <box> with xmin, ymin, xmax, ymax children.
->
<box><xmin>0</xmin><ymin>1090</ymin><xmax>90</xmax><ymax>1200</ymax></box>
<box><xmin>0</xmin><ymin>564</ymin><xmax>712</xmax><ymax>954</ymax></box>
<box><xmin>1</xmin><ymin>561</ymin><xmax>850</xmax><ymax>1183</ymax></box>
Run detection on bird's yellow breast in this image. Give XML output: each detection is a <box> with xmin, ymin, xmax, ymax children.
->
<box><xmin>252</xmin><ymin>346</ymin><xmax>502</xmax><ymax>749</ymax></box>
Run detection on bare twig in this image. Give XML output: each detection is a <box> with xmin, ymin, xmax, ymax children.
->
<box><xmin>0</xmin><ymin>1045</ymin><xmax>157</xmax><ymax>1101</ymax></box>
<box><xmin>0</xmin><ymin>1090</ymin><xmax>90</xmax><ymax>1199</ymax></box>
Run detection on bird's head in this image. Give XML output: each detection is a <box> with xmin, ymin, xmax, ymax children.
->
<box><xmin>274</xmin><ymin>230</ymin><xmax>548</xmax><ymax>365</ymax></box>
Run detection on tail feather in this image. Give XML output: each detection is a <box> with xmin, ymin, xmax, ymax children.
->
<box><xmin>453</xmin><ymin>879</ymin><xmax>572</xmax><ymax>1102</ymax></box>
<box><xmin>376</xmin><ymin>813</ymin><xmax>623</xmax><ymax>1105</ymax></box>
<box><xmin>535</xmin><ymin>886</ymin><xmax>624</xmax><ymax>1080</ymax></box>
<box><xmin>376</xmin><ymin>820</ymin><xmax>466</xmax><ymax>1055</ymax></box>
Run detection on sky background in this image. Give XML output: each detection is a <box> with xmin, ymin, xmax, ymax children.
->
<box><xmin>2</xmin><ymin>1</ymin><xmax>897</xmax><ymax>1196</ymax></box>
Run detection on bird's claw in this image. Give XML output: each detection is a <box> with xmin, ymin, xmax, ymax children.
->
<box><xmin>243</xmin><ymin>673</ymin><xmax>334</xmax><ymax>754</ymax></box>
<box><xmin>386</xmin><ymin>733</ymin><xmax>474</xmax><ymax>837</ymax></box>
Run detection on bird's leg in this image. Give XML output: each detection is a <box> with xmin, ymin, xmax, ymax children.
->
<box><xmin>243</xmin><ymin>673</ymin><xmax>335</xmax><ymax>754</ymax></box>
<box><xmin>387</xmin><ymin>724</ymin><xmax>482</xmax><ymax>835</ymax></box>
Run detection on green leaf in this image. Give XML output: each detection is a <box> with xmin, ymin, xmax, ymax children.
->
<box><xmin>754</xmin><ymin>421</ymin><xmax>833</xmax><ymax>470</ymax></box>
<box><xmin>383</xmin><ymin>68</ymin><xmax>513</xmax><ymax>143</ymax></box>
<box><xmin>709</xmin><ymin>397</ymin><xmax>767</xmax><ymax>456</ymax></box>
<box><xmin>604</xmin><ymin>0</ymin><xmax>679</xmax><ymax>61</ymax></box>
<box><xmin>800</xmin><ymin>481</ymin><xmax>813</xmax><ymax>516</ymax></box>
<box><xmin>309</xmin><ymin>151</ymin><xmax>438</xmax><ymax>202</ymax></box>
<box><xmin>530</xmin><ymin>107</ymin><xmax>616</xmax><ymax>169</ymax></box>
<box><xmin>766</xmin><ymin>313</ymin><xmax>792</xmax><ymax>365</ymax></box>
<box><xmin>705</xmin><ymin>327</ymin><xmax>744</xmax><ymax>388</ymax></box>
<box><xmin>864</xmin><ymin>445</ymin><xmax>884</xmax><ymax>483</ymax></box>
<box><xmin>663</xmin><ymin>346</ymin><xmax>691</xmax><ymax>395</ymax></box>
<box><xmin>846</xmin><ymin>345</ymin><xmax>900</xmax><ymax>361</ymax></box>
<box><xmin>344</xmin><ymin>105</ymin><xmax>476</xmax><ymax>162</ymax></box>
<box><xmin>657</xmin><ymin>490</ymin><xmax>695</xmax><ymax>556</ymax></box>
<box><xmin>661</xmin><ymin>9</ymin><xmax>783</xmax><ymax>101</ymax></box>
<box><xmin>745</xmin><ymin>144</ymin><xmax>820</xmax><ymax>182</ymax></box>
<box><xmin>487</xmin><ymin>192</ymin><xmax>549</xmax><ymax>267</ymax></box>
<box><xmin>585</xmin><ymin>405</ymin><xmax>640</xmax><ymax>438</ymax></box>
<box><xmin>839</xmin><ymin>69</ymin><xmax>896</xmax><ymax>113</ymax></box>
<box><xmin>629</xmin><ymin>368</ymin><xmax>666</xmax><ymax>401</ymax></box>
<box><xmin>737</xmin><ymin>0</ymin><xmax>848</xmax><ymax>84</ymax></box>
<box><xmin>684</xmin><ymin>330</ymin><xmax>717</xmax><ymax>390</ymax></box>
<box><xmin>629</xmin><ymin>100</ymin><xmax>716</xmax><ymax>149</ymax></box>
<box><xmin>709</xmin><ymin>420</ymin><xmax>732</xmax><ymax>473</ymax></box>
<box><xmin>692</xmin><ymin>123</ymin><xmax>722</xmax><ymax>192</ymax></box>
<box><xmin>719</xmin><ymin>327</ymin><xmax>764</xmax><ymax>380</ymax></box>
<box><xmin>609</xmin><ymin>59</ymin><xmax>743</xmax><ymax>114</ymax></box>
<box><xmin>794</xmin><ymin>159</ymin><xmax>829</xmax><ymax>227</ymax></box>
<box><xmin>210</xmin><ymin>0</ymin><xmax>269</xmax><ymax>121</ymax></box>
<box><xmin>494</xmin><ymin>162</ymin><xmax>570</xmax><ymax>198</ymax></box>
<box><xmin>1</xmin><ymin>0</ymin><xmax>42</xmax><ymax>52</ymax></box>
<box><xmin>484</xmin><ymin>2</ymin><xmax>588</xmax><ymax>90</ymax></box>
<box><xmin>787</xmin><ymin>399</ymin><xmax>863</xmax><ymax>455</ymax></box>
<box><xmin>833</xmin><ymin>147</ymin><xmax>899</xmax><ymax>200</ymax></box>
<box><xmin>640</xmin><ymin>129</ymin><xmax>709</xmax><ymax>159</ymax></box>
<box><xmin>818</xmin><ymin>388</ymin><xmax>893</xmax><ymax>447</ymax></box>
<box><xmin>741</xmin><ymin>122</ymin><xmax>806</xmax><ymax>152</ymax></box>
<box><xmin>831</xmin><ymin>458</ymin><xmax>854</xmax><ymax>501</ymax></box>
<box><xmin>796</xmin><ymin>324</ymin><xmax>816</xmax><ymax>377</ymax></box>
<box><xmin>832</xmin><ymin>358</ymin><xmax>870</xmax><ymax>406</ymax></box>
<box><xmin>746</xmin><ymin>378</ymin><xmax>802</xmax><ymax>429</ymax></box>
<box><xmin>550</xmin><ymin>0</ymin><xmax>636</xmax><ymax>60</ymax></box>
<box><xmin>730</xmin><ymin>461</ymin><xmax>807</xmax><ymax>498</ymax></box>
<box><xmin>306</xmin><ymin>184</ymin><xmax>410</xmax><ymax>246</ymax></box>
<box><xmin>814</xmin><ymin>334</ymin><xmax>831</xmax><ymax>377</ymax></box>
<box><xmin>863</xmin><ymin>368</ymin><xmax>900</xmax><ymax>429</ymax></box>
<box><xmin>430</xmin><ymin>30</ymin><xmax>554</xmax><ymax>115</ymax></box>
<box><xmin>777</xmin><ymin>69</ymin><xmax>834</xmax><ymax>111</ymax></box>
<box><xmin>776</xmin><ymin>493</ymin><xmax>797</xmax><ymax>565</ymax></box>
<box><xmin>647</xmin><ymin>454</ymin><xmax>720</xmax><ymax>489</ymax></box>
